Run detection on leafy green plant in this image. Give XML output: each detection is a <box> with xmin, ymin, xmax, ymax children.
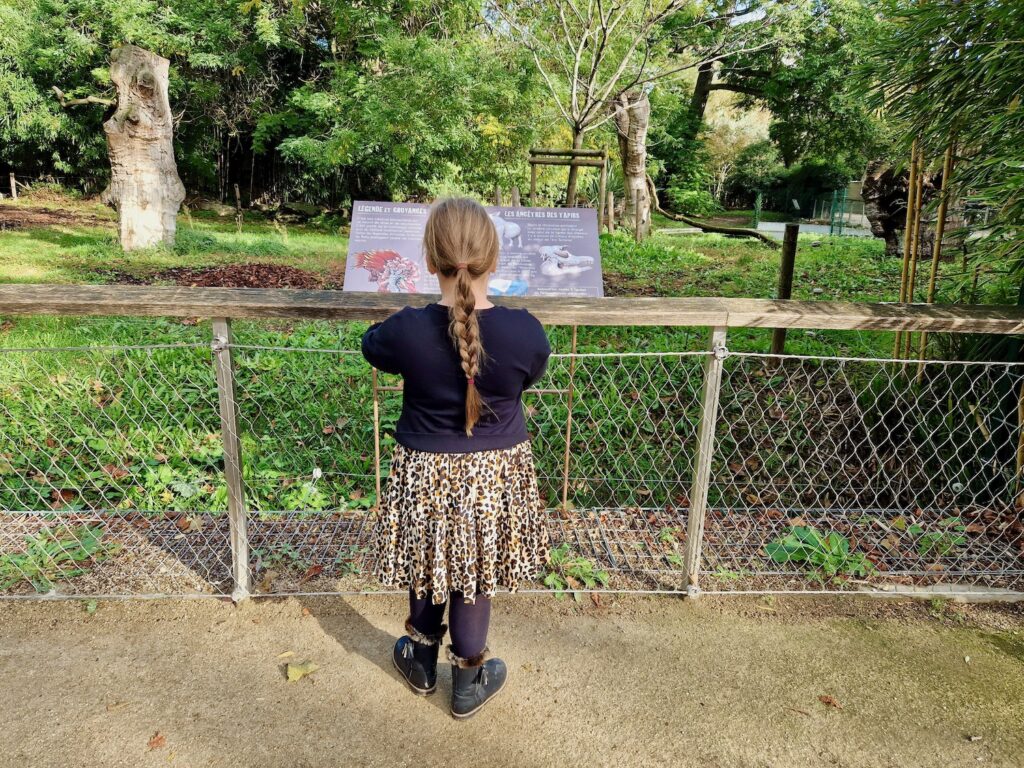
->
<box><xmin>333</xmin><ymin>545</ymin><xmax>364</xmax><ymax>577</ymax></box>
<box><xmin>765</xmin><ymin>526</ymin><xmax>875</xmax><ymax>582</ymax></box>
<box><xmin>0</xmin><ymin>525</ymin><xmax>119</xmax><ymax>593</ymax></box>
<box><xmin>543</xmin><ymin>543</ymin><xmax>609</xmax><ymax>599</ymax></box>
<box><xmin>908</xmin><ymin>517</ymin><xmax>967</xmax><ymax>558</ymax></box>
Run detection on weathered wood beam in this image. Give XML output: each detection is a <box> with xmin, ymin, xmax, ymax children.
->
<box><xmin>3</xmin><ymin>285</ymin><xmax>1024</xmax><ymax>334</ymax></box>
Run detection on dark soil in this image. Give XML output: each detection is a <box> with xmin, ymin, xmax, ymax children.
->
<box><xmin>0</xmin><ymin>203</ymin><xmax>114</xmax><ymax>230</ymax></box>
<box><xmin>105</xmin><ymin>263</ymin><xmax>340</xmax><ymax>290</ymax></box>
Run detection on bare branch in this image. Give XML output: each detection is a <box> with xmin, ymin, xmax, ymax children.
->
<box><xmin>52</xmin><ymin>86</ymin><xmax>115</xmax><ymax>108</ymax></box>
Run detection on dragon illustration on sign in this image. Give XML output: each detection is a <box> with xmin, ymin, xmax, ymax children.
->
<box><xmin>353</xmin><ymin>249</ymin><xmax>421</xmax><ymax>293</ymax></box>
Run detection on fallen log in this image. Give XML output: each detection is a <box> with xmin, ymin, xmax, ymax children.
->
<box><xmin>653</xmin><ymin>203</ymin><xmax>779</xmax><ymax>248</ymax></box>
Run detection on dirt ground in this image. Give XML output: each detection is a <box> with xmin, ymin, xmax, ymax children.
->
<box><xmin>0</xmin><ymin>203</ymin><xmax>113</xmax><ymax>229</ymax></box>
<box><xmin>1</xmin><ymin>595</ymin><xmax>1023</xmax><ymax>768</ymax></box>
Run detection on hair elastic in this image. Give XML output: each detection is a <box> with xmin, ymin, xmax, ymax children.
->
<box><xmin>456</xmin><ymin>262</ymin><xmax>469</xmax><ymax>270</ymax></box>
<box><xmin>467</xmin><ymin>377</ymin><xmax>475</xmax><ymax>386</ymax></box>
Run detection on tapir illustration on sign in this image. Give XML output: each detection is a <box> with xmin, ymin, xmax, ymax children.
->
<box><xmin>490</xmin><ymin>214</ymin><xmax>523</xmax><ymax>248</ymax></box>
<box><xmin>527</xmin><ymin>244</ymin><xmax>595</xmax><ymax>276</ymax></box>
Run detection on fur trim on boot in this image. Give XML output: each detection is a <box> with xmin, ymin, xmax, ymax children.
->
<box><xmin>405</xmin><ymin>618</ymin><xmax>447</xmax><ymax>646</ymax></box>
<box><xmin>446</xmin><ymin>645</ymin><xmax>489</xmax><ymax>669</ymax></box>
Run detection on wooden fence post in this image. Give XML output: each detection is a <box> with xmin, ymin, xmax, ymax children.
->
<box><xmin>233</xmin><ymin>183</ymin><xmax>242</xmax><ymax>233</ymax></box>
<box><xmin>685</xmin><ymin>326</ymin><xmax>728</xmax><ymax>597</ymax></box>
<box><xmin>212</xmin><ymin>318</ymin><xmax>250</xmax><ymax>601</ymax></box>
<box><xmin>598</xmin><ymin>155</ymin><xmax>607</xmax><ymax>232</ymax></box>
<box><xmin>510</xmin><ymin>186</ymin><xmax>521</xmax><ymax>207</ymax></box>
<box><xmin>770</xmin><ymin>223</ymin><xmax>800</xmax><ymax>356</ymax></box>
<box><xmin>372</xmin><ymin>367</ymin><xmax>382</xmax><ymax>508</ymax></box>
<box><xmin>560</xmin><ymin>325</ymin><xmax>579</xmax><ymax>512</ymax></box>
<box><xmin>493</xmin><ymin>185</ymin><xmax>502</xmax><ymax>206</ymax></box>
<box><xmin>607</xmin><ymin>191</ymin><xmax>615</xmax><ymax>232</ymax></box>
<box><xmin>9</xmin><ymin>173</ymin><xmax>17</xmax><ymax>201</ymax></box>
<box><xmin>530</xmin><ymin>165</ymin><xmax>537</xmax><ymax>206</ymax></box>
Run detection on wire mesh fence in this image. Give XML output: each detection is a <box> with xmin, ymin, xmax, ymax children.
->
<box><xmin>0</xmin><ymin>344</ymin><xmax>232</xmax><ymax>596</ymax></box>
<box><xmin>2</xmin><ymin>325</ymin><xmax>1023</xmax><ymax>599</ymax></box>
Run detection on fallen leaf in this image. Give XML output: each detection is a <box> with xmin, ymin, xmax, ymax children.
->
<box><xmin>50</xmin><ymin>488</ymin><xmax>77</xmax><ymax>506</ymax></box>
<box><xmin>148</xmin><ymin>732</ymin><xmax>166</xmax><ymax>750</ymax></box>
<box><xmin>102</xmin><ymin>464</ymin><xmax>130</xmax><ymax>480</ymax></box>
<box><xmin>299</xmin><ymin>564</ymin><xmax>324</xmax><ymax>584</ymax></box>
<box><xmin>301</xmin><ymin>607</ymin><xmax>312</xmax><ymax>617</ymax></box>
<box><xmin>277</xmin><ymin>650</ymin><xmax>295</xmax><ymax>660</ymax></box>
<box><xmin>286</xmin><ymin>660</ymin><xmax>319</xmax><ymax>682</ymax></box>
<box><xmin>590</xmin><ymin>593</ymin><xmax>602</xmax><ymax>608</ymax></box>
<box><xmin>818</xmin><ymin>695</ymin><xmax>843</xmax><ymax>710</ymax></box>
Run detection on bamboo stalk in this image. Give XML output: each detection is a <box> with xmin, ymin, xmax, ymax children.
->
<box><xmin>903</xmin><ymin>147</ymin><xmax>926</xmax><ymax>358</ymax></box>
<box><xmin>894</xmin><ymin>140</ymin><xmax>919</xmax><ymax>358</ymax></box>
<box><xmin>917</xmin><ymin>144</ymin><xmax>955</xmax><ymax>374</ymax></box>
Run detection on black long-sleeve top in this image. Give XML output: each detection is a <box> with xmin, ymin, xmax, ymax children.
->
<box><xmin>361</xmin><ymin>303</ymin><xmax>551</xmax><ymax>453</ymax></box>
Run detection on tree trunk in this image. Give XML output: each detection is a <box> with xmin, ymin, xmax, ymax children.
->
<box><xmin>612</xmin><ymin>92</ymin><xmax>651</xmax><ymax>240</ymax></box>
<box><xmin>563</xmin><ymin>129</ymin><xmax>584</xmax><ymax>206</ymax></box>
<box><xmin>104</xmin><ymin>45</ymin><xmax>185</xmax><ymax>250</ymax></box>
<box><xmin>679</xmin><ymin>60</ymin><xmax>716</xmax><ymax>144</ymax></box>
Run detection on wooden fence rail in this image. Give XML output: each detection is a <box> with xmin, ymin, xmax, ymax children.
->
<box><xmin>3</xmin><ymin>285</ymin><xmax>1024</xmax><ymax>334</ymax></box>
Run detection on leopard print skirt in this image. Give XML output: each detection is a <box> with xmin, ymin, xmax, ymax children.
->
<box><xmin>373</xmin><ymin>440</ymin><xmax>549</xmax><ymax>604</ymax></box>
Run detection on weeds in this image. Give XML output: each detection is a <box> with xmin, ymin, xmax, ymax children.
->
<box><xmin>543</xmin><ymin>543</ymin><xmax>609</xmax><ymax>600</ymax></box>
<box><xmin>766</xmin><ymin>526</ymin><xmax>875</xmax><ymax>584</ymax></box>
<box><xmin>0</xmin><ymin>524</ymin><xmax>119</xmax><ymax>592</ymax></box>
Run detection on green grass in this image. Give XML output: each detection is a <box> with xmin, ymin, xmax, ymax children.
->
<box><xmin>0</xmin><ymin>195</ymin><xmax>987</xmax><ymax>588</ymax></box>
<box><xmin>0</xmin><ymin>205</ymin><xmax>347</xmax><ymax>285</ymax></box>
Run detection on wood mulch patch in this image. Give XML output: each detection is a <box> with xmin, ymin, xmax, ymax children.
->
<box><xmin>104</xmin><ymin>263</ymin><xmax>342</xmax><ymax>290</ymax></box>
<box><xmin>0</xmin><ymin>204</ymin><xmax>114</xmax><ymax>230</ymax></box>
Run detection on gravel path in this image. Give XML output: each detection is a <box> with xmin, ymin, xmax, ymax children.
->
<box><xmin>1</xmin><ymin>595</ymin><xmax>1022</xmax><ymax>767</ymax></box>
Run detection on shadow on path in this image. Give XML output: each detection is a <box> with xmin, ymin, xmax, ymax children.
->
<box><xmin>299</xmin><ymin>595</ymin><xmax>452</xmax><ymax>715</ymax></box>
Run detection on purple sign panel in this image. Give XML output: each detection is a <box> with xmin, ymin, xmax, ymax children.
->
<box><xmin>343</xmin><ymin>201</ymin><xmax>603</xmax><ymax>297</ymax></box>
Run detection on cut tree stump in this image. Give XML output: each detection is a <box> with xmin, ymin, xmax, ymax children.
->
<box><xmin>104</xmin><ymin>45</ymin><xmax>185</xmax><ymax>251</ymax></box>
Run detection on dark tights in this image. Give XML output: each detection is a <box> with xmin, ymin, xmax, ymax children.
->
<box><xmin>409</xmin><ymin>589</ymin><xmax>491</xmax><ymax>658</ymax></box>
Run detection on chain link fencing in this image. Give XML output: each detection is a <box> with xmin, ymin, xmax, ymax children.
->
<box><xmin>2</xmin><ymin>325</ymin><xmax>1022</xmax><ymax>599</ymax></box>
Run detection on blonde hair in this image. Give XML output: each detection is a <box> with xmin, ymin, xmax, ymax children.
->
<box><xmin>423</xmin><ymin>197</ymin><xmax>500</xmax><ymax>435</ymax></box>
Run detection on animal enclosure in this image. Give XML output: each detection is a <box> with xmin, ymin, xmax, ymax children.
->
<box><xmin>1</xmin><ymin>287</ymin><xmax>1023</xmax><ymax>599</ymax></box>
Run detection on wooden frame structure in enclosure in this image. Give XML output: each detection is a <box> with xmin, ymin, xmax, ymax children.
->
<box><xmin>528</xmin><ymin>147</ymin><xmax>609</xmax><ymax>231</ymax></box>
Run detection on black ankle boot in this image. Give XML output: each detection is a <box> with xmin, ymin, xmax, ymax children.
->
<box><xmin>447</xmin><ymin>646</ymin><xmax>507</xmax><ymax>719</ymax></box>
<box><xmin>392</xmin><ymin>618</ymin><xmax>446</xmax><ymax>695</ymax></box>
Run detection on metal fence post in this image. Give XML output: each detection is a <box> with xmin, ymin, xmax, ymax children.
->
<box><xmin>684</xmin><ymin>326</ymin><xmax>728</xmax><ymax>598</ymax></box>
<box><xmin>212</xmin><ymin>318</ymin><xmax>250</xmax><ymax>601</ymax></box>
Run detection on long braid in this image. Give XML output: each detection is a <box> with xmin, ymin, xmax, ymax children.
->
<box><xmin>423</xmin><ymin>197</ymin><xmax>499</xmax><ymax>436</ymax></box>
<box><xmin>450</xmin><ymin>266</ymin><xmax>483</xmax><ymax>435</ymax></box>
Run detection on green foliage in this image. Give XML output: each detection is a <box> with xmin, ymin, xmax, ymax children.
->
<box><xmin>727</xmin><ymin>141</ymin><xmax>785</xmax><ymax>197</ymax></box>
<box><xmin>765</xmin><ymin>525</ymin><xmax>875</xmax><ymax>582</ymax></box>
<box><xmin>864</xmin><ymin>0</ymin><xmax>1024</xmax><ymax>303</ymax></box>
<box><xmin>663</xmin><ymin>187</ymin><xmax>720</xmax><ymax>217</ymax></box>
<box><xmin>0</xmin><ymin>524</ymin><xmax>119</xmax><ymax>592</ymax></box>
<box><xmin>543</xmin><ymin>543</ymin><xmax>609</xmax><ymax>599</ymax></box>
<box><xmin>903</xmin><ymin>517</ymin><xmax>967</xmax><ymax>559</ymax></box>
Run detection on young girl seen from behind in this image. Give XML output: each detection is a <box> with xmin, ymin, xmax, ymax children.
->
<box><xmin>361</xmin><ymin>198</ymin><xmax>551</xmax><ymax>719</ymax></box>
